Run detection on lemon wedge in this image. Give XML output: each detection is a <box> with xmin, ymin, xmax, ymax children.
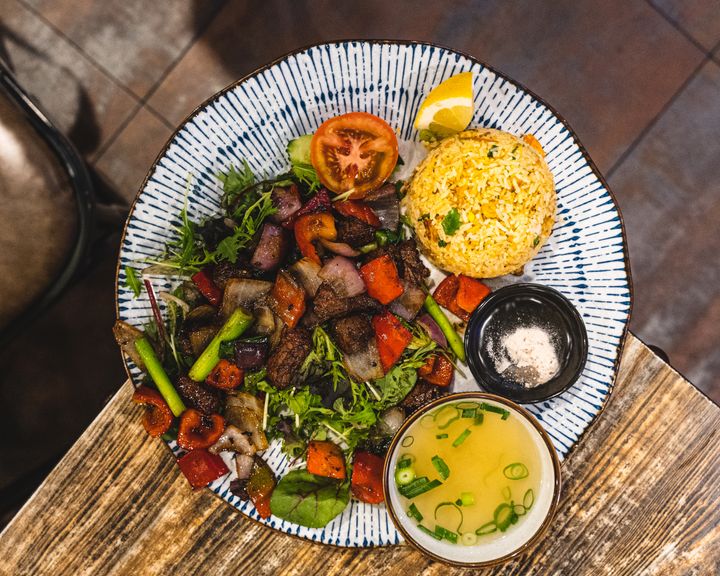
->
<box><xmin>414</xmin><ymin>72</ymin><xmax>473</xmax><ymax>137</ymax></box>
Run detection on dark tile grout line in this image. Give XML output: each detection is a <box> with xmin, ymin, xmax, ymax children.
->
<box><xmin>14</xmin><ymin>0</ymin><xmax>141</xmax><ymax>102</ymax></box>
<box><xmin>605</xmin><ymin>56</ymin><xmax>708</xmax><ymax>180</ymax></box>
<box><xmin>91</xmin><ymin>0</ymin><xmax>229</xmax><ymax>164</ymax></box>
<box><xmin>645</xmin><ymin>0</ymin><xmax>716</xmax><ymax>56</ymax></box>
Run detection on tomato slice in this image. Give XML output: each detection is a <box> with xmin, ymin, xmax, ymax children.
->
<box><xmin>310</xmin><ymin>112</ymin><xmax>399</xmax><ymax>199</ymax></box>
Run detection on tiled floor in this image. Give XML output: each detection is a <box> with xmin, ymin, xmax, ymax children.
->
<box><xmin>1</xmin><ymin>0</ymin><xmax>719</xmax><ymax>520</ymax></box>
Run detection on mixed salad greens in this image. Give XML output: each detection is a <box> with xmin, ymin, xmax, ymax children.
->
<box><xmin>116</xmin><ymin>112</ymin><xmax>492</xmax><ymax>528</ymax></box>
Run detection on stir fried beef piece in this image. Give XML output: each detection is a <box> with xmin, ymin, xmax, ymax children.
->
<box><xmin>367</xmin><ymin>239</ymin><xmax>429</xmax><ymax>287</ymax></box>
<box><xmin>331</xmin><ymin>314</ymin><xmax>373</xmax><ymax>355</ymax></box>
<box><xmin>337</xmin><ymin>217</ymin><xmax>376</xmax><ymax>247</ymax></box>
<box><xmin>177</xmin><ymin>376</ymin><xmax>222</xmax><ymax>415</ymax></box>
<box><xmin>212</xmin><ymin>260</ymin><xmax>252</xmax><ymax>290</ymax></box>
<box><xmin>266</xmin><ymin>327</ymin><xmax>312</xmax><ymax>389</ymax></box>
<box><xmin>401</xmin><ymin>379</ymin><xmax>442</xmax><ymax>413</ymax></box>
<box><xmin>398</xmin><ymin>239</ymin><xmax>430</xmax><ymax>286</ymax></box>
<box><xmin>313</xmin><ymin>283</ymin><xmax>382</xmax><ymax>323</ymax></box>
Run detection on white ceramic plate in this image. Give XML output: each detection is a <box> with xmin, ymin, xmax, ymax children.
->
<box><xmin>116</xmin><ymin>41</ymin><xmax>632</xmax><ymax>547</ymax></box>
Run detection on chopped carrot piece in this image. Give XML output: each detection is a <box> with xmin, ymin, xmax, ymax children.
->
<box><xmin>372</xmin><ymin>311</ymin><xmax>413</xmax><ymax>373</ymax></box>
<box><xmin>422</xmin><ymin>354</ymin><xmax>454</xmax><ymax>387</ymax></box>
<box><xmin>205</xmin><ymin>359</ymin><xmax>244</xmax><ymax>390</ymax></box>
<box><xmin>351</xmin><ymin>451</ymin><xmax>385</xmax><ymax>504</ymax></box>
<box><xmin>307</xmin><ymin>440</ymin><xmax>346</xmax><ymax>480</ymax></box>
<box><xmin>359</xmin><ymin>254</ymin><xmax>404</xmax><ymax>304</ymax></box>
<box><xmin>270</xmin><ymin>271</ymin><xmax>306</xmax><ymax>328</ymax></box>
<box><xmin>456</xmin><ymin>275</ymin><xmax>491</xmax><ymax>314</ymax></box>
<box><xmin>432</xmin><ymin>274</ymin><xmax>469</xmax><ymax>321</ymax></box>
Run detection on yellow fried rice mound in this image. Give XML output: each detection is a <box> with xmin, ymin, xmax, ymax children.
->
<box><xmin>402</xmin><ymin>129</ymin><xmax>556</xmax><ymax>278</ymax></box>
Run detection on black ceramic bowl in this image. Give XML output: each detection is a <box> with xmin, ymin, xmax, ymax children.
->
<box><xmin>464</xmin><ymin>283</ymin><xmax>588</xmax><ymax>403</ymax></box>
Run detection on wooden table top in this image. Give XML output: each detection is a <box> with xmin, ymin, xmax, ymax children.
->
<box><xmin>1</xmin><ymin>334</ymin><xmax>718</xmax><ymax>575</ymax></box>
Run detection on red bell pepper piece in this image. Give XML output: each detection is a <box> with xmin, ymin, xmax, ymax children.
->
<box><xmin>132</xmin><ymin>385</ymin><xmax>173</xmax><ymax>437</ymax></box>
<box><xmin>359</xmin><ymin>254</ymin><xmax>404</xmax><ymax>305</ymax></box>
<box><xmin>287</xmin><ymin>188</ymin><xmax>332</xmax><ymax>227</ymax></box>
<box><xmin>269</xmin><ymin>270</ymin><xmax>306</xmax><ymax>328</ymax></box>
<box><xmin>177</xmin><ymin>448</ymin><xmax>229</xmax><ymax>489</ymax></box>
<box><xmin>456</xmin><ymin>275</ymin><xmax>491</xmax><ymax>314</ymax></box>
<box><xmin>177</xmin><ymin>408</ymin><xmax>225</xmax><ymax>451</ymax></box>
<box><xmin>205</xmin><ymin>359</ymin><xmax>244</xmax><ymax>390</ymax></box>
<box><xmin>351</xmin><ymin>451</ymin><xmax>385</xmax><ymax>504</ymax></box>
<box><xmin>372</xmin><ymin>311</ymin><xmax>413</xmax><ymax>373</ymax></box>
<box><xmin>417</xmin><ymin>354</ymin><xmax>436</xmax><ymax>377</ymax></box>
<box><xmin>421</xmin><ymin>354</ymin><xmax>454</xmax><ymax>387</ymax></box>
<box><xmin>307</xmin><ymin>440</ymin><xmax>346</xmax><ymax>480</ymax></box>
<box><xmin>246</xmin><ymin>457</ymin><xmax>277</xmax><ymax>519</ymax></box>
<box><xmin>294</xmin><ymin>212</ymin><xmax>337</xmax><ymax>264</ymax></box>
<box><xmin>334</xmin><ymin>200</ymin><xmax>381</xmax><ymax>228</ymax></box>
<box><xmin>432</xmin><ymin>274</ymin><xmax>469</xmax><ymax>321</ymax></box>
<box><xmin>191</xmin><ymin>269</ymin><xmax>222</xmax><ymax>307</ymax></box>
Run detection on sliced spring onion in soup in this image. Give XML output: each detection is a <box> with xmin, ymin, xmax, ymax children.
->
<box><xmin>395</xmin><ymin>467</ymin><xmax>416</xmax><ymax>486</ymax></box>
<box><xmin>523</xmin><ymin>488</ymin><xmax>535</xmax><ymax>509</ymax></box>
<box><xmin>452</xmin><ymin>428</ymin><xmax>472</xmax><ymax>447</ymax></box>
<box><xmin>395</xmin><ymin>400</ymin><xmax>541</xmax><ymax>544</ymax></box>
<box><xmin>401</xmin><ymin>435</ymin><xmax>414</xmax><ymax>447</ymax></box>
<box><xmin>434</xmin><ymin>405</ymin><xmax>460</xmax><ymax>429</ymax></box>
<box><xmin>434</xmin><ymin>501</ymin><xmax>464</xmax><ymax>532</ymax></box>
<box><xmin>503</xmin><ymin>462</ymin><xmax>529</xmax><ymax>480</ymax></box>
<box><xmin>407</xmin><ymin>503</ymin><xmax>423</xmax><ymax>522</ymax></box>
<box><xmin>431</xmin><ymin>455</ymin><xmax>450</xmax><ymax>480</ymax></box>
<box><xmin>399</xmin><ymin>477</ymin><xmax>443</xmax><ymax>499</ymax></box>
<box><xmin>476</xmin><ymin>521</ymin><xmax>498</xmax><ymax>536</ymax></box>
<box><xmin>417</xmin><ymin>524</ymin><xmax>442</xmax><ymax>540</ymax></box>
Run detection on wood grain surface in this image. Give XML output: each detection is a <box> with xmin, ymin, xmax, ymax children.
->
<box><xmin>0</xmin><ymin>334</ymin><xmax>718</xmax><ymax>575</ymax></box>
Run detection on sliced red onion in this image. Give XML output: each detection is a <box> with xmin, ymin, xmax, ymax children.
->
<box><xmin>286</xmin><ymin>188</ymin><xmax>332</xmax><ymax>226</ymax></box>
<box><xmin>251</xmin><ymin>223</ymin><xmax>287</xmax><ymax>272</ymax></box>
<box><xmin>220</xmin><ymin>278</ymin><xmax>273</xmax><ymax>318</ymax></box>
<box><xmin>289</xmin><ymin>257</ymin><xmax>323</xmax><ymax>297</ymax></box>
<box><xmin>365</xmin><ymin>184</ymin><xmax>400</xmax><ymax>232</ymax></box>
<box><xmin>235</xmin><ymin>339</ymin><xmax>268</xmax><ymax>369</ymax></box>
<box><xmin>389</xmin><ymin>282</ymin><xmax>425</xmax><ymax>320</ymax></box>
<box><xmin>270</xmin><ymin>184</ymin><xmax>302</xmax><ymax>225</ymax></box>
<box><xmin>235</xmin><ymin>454</ymin><xmax>255</xmax><ymax>480</ymax></box>
<box><xmin>417</xmin><ymin>313</ymin><xmax>448</xmax><ymax>348</ymax></box>
<box><xmin>318</xmin><ymin>256</ymin><xmax>366</xmax><ymax>298</ymax></box>
<box><xmin>343</xmin><ymin>338</ymin><xmax>384</xmax><ymax>381</ymax></box>
<box><xmin>319</xmin><ymin>238</ymin><xmax>361</xmax><ymax>257</ymax></box>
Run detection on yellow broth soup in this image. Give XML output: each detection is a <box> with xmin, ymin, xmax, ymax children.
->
<box><xmin>394</xmin><ymin>400</ymin><xmax>541</xmax><ymax>545</ymax></box>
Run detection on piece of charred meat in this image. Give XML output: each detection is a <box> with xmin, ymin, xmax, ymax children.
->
<box><xmin>212</xmin><ymin>260</ymin><xmax>253</xmax><ymax>291</ymax></box>
<box><xmin>177</xmin><ymin>305</ymin><xmax>220</xmax><ymax>356</ymax></box>
<box><xmin>398</xmin><ymin>238</ymin><xmax>430</xmax><ymax>286</ymax></box>
<box><xmin>176</xmin><ymin>376</ymin><xmax>222</xmax><ymax>415</ymax></box>
<box><xmin>336</xmin><ymin>217</ymin><xmax>376</xmax><ymax>247</ymax></box>
<box><xmin>331</xmin><ymin>314</ymin><xmax>373</xmax><ymax>355</ymax></box>
<box><xmin>368</xmin><ymin>239</ymin><xmax>429</xmax><ymax>287</ymax></box>
<box><xmin>312</xmin><ymin>283</ymin><xmax>382</xmax><ymax>323</ymax></box>
<box><xmin>401</xmin><ymin>380</ymin><xmax>443</xmax><ymax>413</ymax></box>
<box><xmin>266</xmin><ymin>327</ymin><xmax>312</xmax><ymax>389</ymax></box>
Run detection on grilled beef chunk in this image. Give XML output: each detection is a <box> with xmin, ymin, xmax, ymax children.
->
<box><xmin>398</xmin><ymin>239</ymin><xmax>430</xmax><ymax>285</ymax></box>
<box><xmin>212</xmin><ymin>260</ymin><xmax>252</xmax><ymax>290</ymax></box>
<box><xmin>313</xmin><ymin>283</ymin><xmax>382</xmax><ymax>323</ymax></box>
<box><xmin>401</xmin><ymin>379</ymin><xmax>442</xmax><ymax>413</ymax></box>
<box><xmin>331</xmin><ymin>314</ymin><xmax>373</xmax><ymax>355</ymax></box>
<box><xmin>266</xmin><ymin>327</ymin><xmax>312</xmax><ymax>389</ymax></box>
<box><xmin>337</xmin><ymin>217</ymin><xmax>376</xmax><ymax>247</ymax></box>
<box><xmin>367</xmin><ymin>239</ymin><xmax>429</xmax><ymax>287</ymax></box>
<box><xmin>177</xmin><ymin>376</ymin><xmax>222</xmax><ymax>415</ymax></box>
